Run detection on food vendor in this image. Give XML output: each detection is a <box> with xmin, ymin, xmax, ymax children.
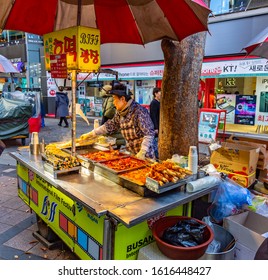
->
<box><xmin>80</xmin><ymin>82</ymin><xmax>155</xmax><ymax>159</ymax></box>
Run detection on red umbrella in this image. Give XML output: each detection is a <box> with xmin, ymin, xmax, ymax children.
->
<box><xmin>243</xmin><ymin>26</ymin><xmax>268</xmax><ymax>59</ymax></box>
<box><xmin>0</xmin><ymin>0</ymin><xmax>210</xmax><ymax>45</ymax></box>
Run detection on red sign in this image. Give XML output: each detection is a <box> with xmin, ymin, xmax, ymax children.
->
<box><xmin>49</xmin><ymin>89</ymin><xmax>56</xmax><ymax>96</ymax></box>
<box><xmin>50</xmin><ymin>54</ymin><xmax>67</xmax><ymax>78</ymax></box>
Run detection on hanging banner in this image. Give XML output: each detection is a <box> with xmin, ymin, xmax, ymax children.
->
<box><xmin>43</xmin><ymin>26</ymin><xmax>101</xmax><ymax>72</ymax></box>
<box><xmin>201</xmin><ymin>58</ymin><xmax>268</xmax><ymax>78</ymax></box>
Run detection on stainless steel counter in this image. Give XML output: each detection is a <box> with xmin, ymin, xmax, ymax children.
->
<box><xmin>10</xmin><ymin>150</ymin><xmax>218</xmax><ymax>228</ymax></box>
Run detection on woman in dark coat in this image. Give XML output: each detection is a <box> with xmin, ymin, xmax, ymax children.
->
<box><xmin>55</xmin><ymin>86</ymin><xmax>69</xmax><ymax>127</ymax></box>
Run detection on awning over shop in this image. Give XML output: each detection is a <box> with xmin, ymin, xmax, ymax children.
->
<box><xmin>78</xmin><ymin>57</ymin><xmax>268</xmax><ymax>81</ymax></box>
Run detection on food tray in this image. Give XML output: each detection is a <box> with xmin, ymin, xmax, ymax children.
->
<box><xmin>78</xmin><ymin>150</ymin><xmax>128</xmax><ymax>171</ymax></box>
<box><xmin>119</xmin><ymin>176</ymin><xmax>157</xmax><ymax>197</ymax></box>
<box><xmin>119</xmin><ymin>167</ymin><xmax>156</xmax><ymax>197</ymax></box>
<box><xmin>95</xmin><ymin>156</ymin><xmax>147</xmax><ymax>174</ymax></box>
<box><xmin>63</xmin><ymin>146</ymin><xmax>100</xmax><ymax>171</ymax></box>
<box><xmin>80</xmin><ymin>150</ymin><xmax>129</xmax><ymax>163</ymax></box>
<box><xmin>43</xmin><ymin>162</ymin><xmax>80</xmax><ymax>179</ymax></box>
<box><xmin>94</xmin><ymin>157</ymin><xmax>147</xmax><ymax>185</ymax></box>
<box><xmin>94</xmin><ymin>165</ymin><xmax>122</xmax><ymax>184</ymax></box>
<box><xmin>145</xmin><ymin>175</ymin><xmax>194</xmax><ymax>194</ymax></box>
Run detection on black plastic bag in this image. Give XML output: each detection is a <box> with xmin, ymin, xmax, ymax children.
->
<box><xmin>162</xmin><ymin>219</ymin><xmax>206</xmax><ymax>247</ymax></box>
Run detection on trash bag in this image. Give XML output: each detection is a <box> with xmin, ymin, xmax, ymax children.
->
<box><xmin>162</xmin><ymin>219</ymin><xmax>206</xmax><ymax>247</ymax></box>
<box><xmin>208</xmin><ymin>176</ymin><xmax>252</xmax><ymax>223</ymax></box>
<box><xmin>202</xmin><ymin>216</ymin><xmax>221</xmax><ymax>253</ymax></box>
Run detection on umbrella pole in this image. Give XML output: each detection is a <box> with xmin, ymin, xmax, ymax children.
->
<box><xmin>71</xmin><ymin>70</ymin><xmax>77</xmax><ymax>156</ymax></box>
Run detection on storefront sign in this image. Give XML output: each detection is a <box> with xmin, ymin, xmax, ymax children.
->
<box><xmin>87</xmin><ymin>65</ymin><xmax>165</xmax><ymax>81</ymax></box>
<box><xmin>201</xmin><ymin>58</ymin><xmax>268</xmax><ymax>78</ymax></box>
<box><xmin>54</xmin><ymin>57</ymin><xmax>268</xmax><ymax>81</ymax></box>
<box><xmin>234</xmin><ymin>95</ymin><xmax>256</xmax><ymax>126</ymax></box>
<box><xmin>43</xmin><ymin>26</ymin><xmax>101</xmax><ymax>72</ymax></box>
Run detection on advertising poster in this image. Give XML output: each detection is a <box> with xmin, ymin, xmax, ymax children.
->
<box><xmin>135</xmin><ymin>80</ymin><xmax>155</xmax><ymax>105</ymax></box>
<box><xmin>234</xmin><ymin>95</ymin><xmax>256</xmax><ymax>125</ymax></box>
<box><xmin>255</xmin><ymin>76</ymin><xmax>268</xmax><ymax>125</ymax></box>
<box><xmin>215</xmin><ymin>94</ymin><xmax>236</xmax><ymax>123</ymax></box>
<box><xmin>198</xmin><ymin>111</ymin><xmax>219</xmax><ymax>143</ymax></box>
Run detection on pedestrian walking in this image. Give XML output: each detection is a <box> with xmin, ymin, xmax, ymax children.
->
<box><xmin>150</xmin><ymin>87</ymin><xmax>161</xmax><ymax>159</ymax></box>
<box><xmin>55</xmin><ymin>86</ymin><xmax>69</xmax><ymax>128</ymax></box>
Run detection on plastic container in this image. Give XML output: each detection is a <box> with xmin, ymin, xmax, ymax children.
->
<box><xmin>28</xmin><ymin>115</ymin><xmax>41</xmax><ymax>133</ymax></box>
<box><xmin>200</xmin><ymin>224</ymin><xmax>235</xmax><ymax>260</ymax></box>
<box><xmin>188</xmin><ymin>146</ymin><xmax>198</xmax><ymax>174</ymax></box>
<box><xmin>29</xmin><ymin>143</ymin><xmax>40</xmax><ymax>155</ymax></box>
<box><xmin>152</xmin><ymin>216</ymin><xmax>214</xmax><ymax>260</ymax></box>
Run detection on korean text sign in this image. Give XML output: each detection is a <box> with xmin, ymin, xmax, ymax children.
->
<box><xmin>43</xmin><ymin>26</ymin><xmax>100</xmax><ymax>72</ymax></box>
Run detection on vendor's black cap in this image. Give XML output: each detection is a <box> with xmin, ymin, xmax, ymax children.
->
<box><xmin>110</xmin><ymin>82</ymin><xmax>132</xmax><ymax>97</ymax></box>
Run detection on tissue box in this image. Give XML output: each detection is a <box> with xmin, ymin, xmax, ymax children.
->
<box><xmin>223</xmin><ymin>211</ymin><xmax>268</xmax><ymax>260</ymax></box>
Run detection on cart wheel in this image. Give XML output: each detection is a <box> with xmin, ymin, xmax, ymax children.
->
<box><xmin>36</xmin><ymin>214</ymin><xmax>59</xmax><ymax>242</ymax></box>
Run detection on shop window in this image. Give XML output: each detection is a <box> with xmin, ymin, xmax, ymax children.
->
<box><xmin>209</xmin><ymin>0</ymin><xmax>268</xmax><ymax>16</ymax></box>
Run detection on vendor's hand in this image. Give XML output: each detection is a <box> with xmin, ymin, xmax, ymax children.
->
<box><xmin>80</xmin><ymin>131</ymin><xmax>96</xmax><ymax>140</ymax></box>
<box><xmin>136</xmin><ymin>149</ymin><xmax>146</xmax><ymax>160</ymax></box>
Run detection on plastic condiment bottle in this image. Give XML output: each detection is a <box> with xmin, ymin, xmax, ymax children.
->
<box><xmin>94</xmin><ymin>119</ymin><xmax>99</xmax><ymax>129</ymax></box>
<box><xmin>188</xmin><ymin>146</ymin><xmax>198</xmax><ymax>174</ymax></box>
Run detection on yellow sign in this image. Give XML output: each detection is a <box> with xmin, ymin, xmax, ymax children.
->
<box><xmin>44</xmin><ymin>26</ymin><xmax>101</xmax><ymax>72</ymax></box>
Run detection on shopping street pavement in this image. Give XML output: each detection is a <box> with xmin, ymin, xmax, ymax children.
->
<box><xmin>0</xmin><ymin>116</ymin><xmax>97</xmax><ymax>260</ymax></box>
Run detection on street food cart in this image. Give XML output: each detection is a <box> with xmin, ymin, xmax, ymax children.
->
<box><xmin>10</xmin><ymin>146</ymin><xmax>218</xmax><ymax>260</ymax></box>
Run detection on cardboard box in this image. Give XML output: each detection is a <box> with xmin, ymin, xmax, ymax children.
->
<box><xmin>210</xmin><ymin>142</ymin><xmax>259</xmax><ymax>187</ymax></box>
<box><xmin>233</xmin><ymin>242</ymin><xmax>256</xmax><ymax>260</ymax></box>
<box><xmin>227</xmin><ymin>137</ymin><xmax>268</xmax><ymax>170</ymax></box>
<box><xmin>258</xmin><ymin>169</ymin><xmax>268</xmax><ymax>183</ymax></box>
<box><xmin>223</xmin><ymin>211</ymin><xmax>268</xmax><ymax>260</ymax></box>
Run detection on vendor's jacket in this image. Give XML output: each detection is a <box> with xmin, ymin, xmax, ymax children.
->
<box><xmin>105</xmin><ymin>100</ymin><xmax>155</xmax><ymax>158</ymax></box>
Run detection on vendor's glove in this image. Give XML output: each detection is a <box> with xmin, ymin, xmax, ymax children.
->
<box><xmin>136</xmin><ymin>149</ymin><xmax>146</xmax><ymax>160</ymax></box>
<box><xmin>80</xmin><ymin>130</ymin><xmax>96</xmax><ymax>140</ymax></box>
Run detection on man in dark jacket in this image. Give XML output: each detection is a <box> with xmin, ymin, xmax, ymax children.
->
<box><xmin>149</xmin><ymin>87</ymin><xmax>161</xmax><ymax>159</ymax></box>
<box><xmin>55</xmin><ymin>86</ymin><xmax>69</xmax><ymax>128</ymax></box>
